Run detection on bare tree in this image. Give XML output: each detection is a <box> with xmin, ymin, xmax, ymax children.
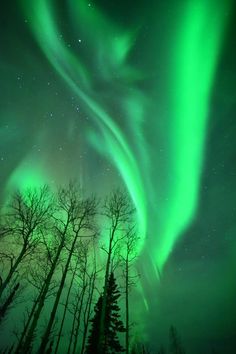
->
<box><xmin>53</xmin><ymin>258</ymin><xmax>79</xmax><ymax>354</ymax></box>
<box><xmin>14</xmin><ymin>244</ymin><xmax>59</xmax><ymax>354</ymax></box>
<box><xmin>18</xmin><ymin>184</ymin><xmax>78</xmax><ymax>354</ymax></box>
<box><xmin>121</xmin><ymin>227</ymin><xmax>140</xmax><ymax>354</ymax></box>
<box><xmin>67</xmin><ymin>285</ymin><xmax>86</xmax><ymax>354</ymax></box>
<box><xmin>0</xmin><ymin>186</ymin><xmax>53</xmax><ymax>315</ymax></box>
<box><xmin>0</xmin><ymin>282</ymin><xmax>19</xmax><ymax>324</ymax></box>
<box><xmin>38</xmin><ymin>184</ymin><xmax>97</xmax><ymax>354</ymax></box>
<box><xmin>79</xmin><ymin>269</ymin><xmax>97</xmax><ymax>354</ymax></box>
<box><xmin>98</xmin><ymin>189</ymin><xmax>134</xmax><ymax>353</ymax></box>
<box><xmin>80</xmin><ymin>240</ymin><xmax>101</xmax><ymax>354</ymax></box>
<box><xmin>14</xmin><ymin>288</ymin><xmax>44</xmax><ymax>354</ymax></box>
<box><xmin>68</xmin><ymin>240</ymin><xmax>92</xmax><ymax>354</ymax></box>
<box><xmin>0</xmin><ymin>186</ymin><xmax>143</xmax><ymax>354</ymax></box>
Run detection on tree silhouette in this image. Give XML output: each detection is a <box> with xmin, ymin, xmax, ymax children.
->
<box><xmin>86</xmin><ymin>272</ymin><xmax>126</xmax><ymax>353</ymax></box>
<box><xmin>121</xmin><ymin>227</ymin><xmax>139</xmax><ymax>354</ymax></box>
<box><xmin>99</xmin><ymin>189</ymin><xmax>134</xmax><ymax>352</ymax></box>
<box><xmin>0</xmin><ymin>186</ymin><xmax>142</xmax><ymax>353</ymax></box>
<box><xmin>0</xmin><ymin>282</ymin><xmax>19</xmax><ymax>324</ymax></box>
<box><xmin>169</xmin><ymin>325</ymin><xmax>185</xmax><ymax>354</ymax></box>
<box><xmin>0</xmin><ymin>186</ymin><xmax>53</xmax><ymax>301</ymax></box>
<box><xmin>38</xmin><ymin>184</ymin><xmax>97</xmax><ymax>354</ymax></box>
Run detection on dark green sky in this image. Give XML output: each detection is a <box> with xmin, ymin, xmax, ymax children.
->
<box><xmin>1</xmin><ymin>0</ymin><xmax>236</xmax><ymax>352</ymax></box>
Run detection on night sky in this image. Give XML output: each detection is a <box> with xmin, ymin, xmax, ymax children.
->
<box><xmin>1</xmin><ymin>0</ymin><xmax>236</xmax><ymax>353</ymax></box>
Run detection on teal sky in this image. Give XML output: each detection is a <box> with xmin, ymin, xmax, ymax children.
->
<box><xmin>0</xmin><ymin>1</ymin><xmax>236</xmax><ymax>352</ymax></box>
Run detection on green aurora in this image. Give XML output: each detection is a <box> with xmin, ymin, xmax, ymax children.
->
<box><xmin>18</xmin><ymin>0</ymin><xmax>232</xmax><ymax>272</ymax></box>
<box><xmin>1</xmin><ymin>0</ymin><xmax>236</xmax><ymax>352</ymax></box>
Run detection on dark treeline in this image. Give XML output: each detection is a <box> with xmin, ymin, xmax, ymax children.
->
<box><xmin>0</xmin><ymin>183</ymin><xmax>221</xmax><ymax>354</ymax></box>
<box><xmin>0</xmin><ymin>183</ymin><xmax>145</xmax><ymax>354</ymax></box>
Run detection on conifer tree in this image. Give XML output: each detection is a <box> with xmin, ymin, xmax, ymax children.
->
<box><xmin>86</xmin><ymin>295</ymin><xmax>103</xmax><ymax>353</ymax></box>
<box><xmin>86</xmin><ymin>272</ymin><xmax>125</xmax><ymax>353</ymax></box>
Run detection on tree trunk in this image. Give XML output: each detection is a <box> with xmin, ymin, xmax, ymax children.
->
<box><xmin>14</xmin><ymin>287</ymin><xmax>44</xmax><ymax>354</ymax></box>
<box><xmin>80</xmin><ymin>272</ymin><xmax>96</xmax><ymax>354</ymax></box>
<box><xmin>0</xmin><ymin>245</ymin><xmax>27</xmax><ymax>299</ymax></box>
<box><xmin>20</xmin><ymin>237</ymin><xmax>65</xmax><ymax>353</ymax></box>
<box><xmin>98</xmin><ymin>220</ymin><xmax>117</xmax><ymax>353</ymax></box>
<box><xmin>38</xmin><ymin>227</ymin><xmax>82</xmax><ymax>354</ymax></box>
<box><xmin>0</xmin><ymin>283</ymin><xmax>19</xmax><ymax>323</ymax></box>
<box><xmin>67</xmin><ymin>289</ymin><xmax>83</xmax><ymax>354</ymax></box>
<box><xmin>125</xmin><ymin>259</ymin><xmax>129</xmax><ymax>354</ymax></box>
<box><xmin>54</xmin><ymin>259</ymin><xmax>78</xmax><ymax>354</ymax></box>
<box><xmin>71</xmin><ymin>286</ymin><xmax>86</xmax><ymax>354</ymax></box>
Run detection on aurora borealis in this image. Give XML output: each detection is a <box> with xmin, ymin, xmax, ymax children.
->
<box><xmin>1</xmin><ymin>0</ymin><xmax>236</xmax><ymax>352</ymax></box>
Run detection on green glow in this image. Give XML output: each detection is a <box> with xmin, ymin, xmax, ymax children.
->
<box><xmin>153</xmin><ymin>0</ymin><xmax>231</xmax><ymax>268</ymax></box>
<box><xmin>7</xmin><ymin>157</ymin><xmax>47</xmax><ymax>191</ymax></box>
<box><xmin>68</xmin><ymin>0</ymin><xmax>138</xmax><ymax>81</ymax></box>
<box><xmin>20</xmin><ymin>0</ymin><xmax>147</xmax><ymax>249</ymax></box>
<box><xmin>19</xmin><ymin>0</ymin><xmax>231</xmax><ymax>274</ymax></box>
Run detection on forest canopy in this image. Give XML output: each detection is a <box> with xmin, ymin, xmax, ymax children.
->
<box><xmin>0</xmin><ymin>184</ymin><xmax>145</xmax><ymax>354</ymax></box>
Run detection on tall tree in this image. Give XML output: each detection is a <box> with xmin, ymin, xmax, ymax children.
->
<box><xmin>80</xmin><ymin>241</ymin><xmax>100</xmax><ymax>354</ymax></box>
<box><xmin>19</xmin><ymin>184</ymin><xmax>77</xmax><ymax>353</ymax></box>
<box><xmin>86</xmin><ymin>272</ymin><xmax>126</xmax><ymax>354</ymax></box>
<box><xmin>53</xmin><ymin>258</ymin><xmax>79</xmax><ymax>354</ymax></box>
<box><xmin>70</xmin><ymin>239</ymin><xmax>98</xmax><ymax>354</ymax></box>
<box><xmin>0</xmin><ymin>186</ymin><xmax>53</xmax><ymax>300</ymax></box>
<box><xmin>0</xmin><ymin>282</ymin><xmax>19</xmax><ymax>324</ymax></box>
<box><xmin>14</xmin><ymin>235</ymin><xmax>60</xmax><ymax>354</ymax></box>
<box><xmin>86</xmin><ymin>295</ymin><xmax>103</xmax><ymax>354</ymax></box>
<box><xmin>99</xmin><ymin>189</ymin><xmax>134</xmax><ymax>353</ymax></box>
<box><xmin>121</xmin><ymin>227</ymin><xmax>139</xmax><ymax>354</ymax></box>
<box><xmin>38</xmin><ymin>185</ymin><xmax>97</xmax><ymax>353</ymax></box>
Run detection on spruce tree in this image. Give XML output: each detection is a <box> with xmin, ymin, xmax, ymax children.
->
<box><xmin>86</xmin><ymin>272</ymin><xmax>125</xmax><ymax>353</ymax></box>
<box><xmin>86</xmin><ymin>295</ymin><xmax>103</xmax><ymax>353</ymax></box>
